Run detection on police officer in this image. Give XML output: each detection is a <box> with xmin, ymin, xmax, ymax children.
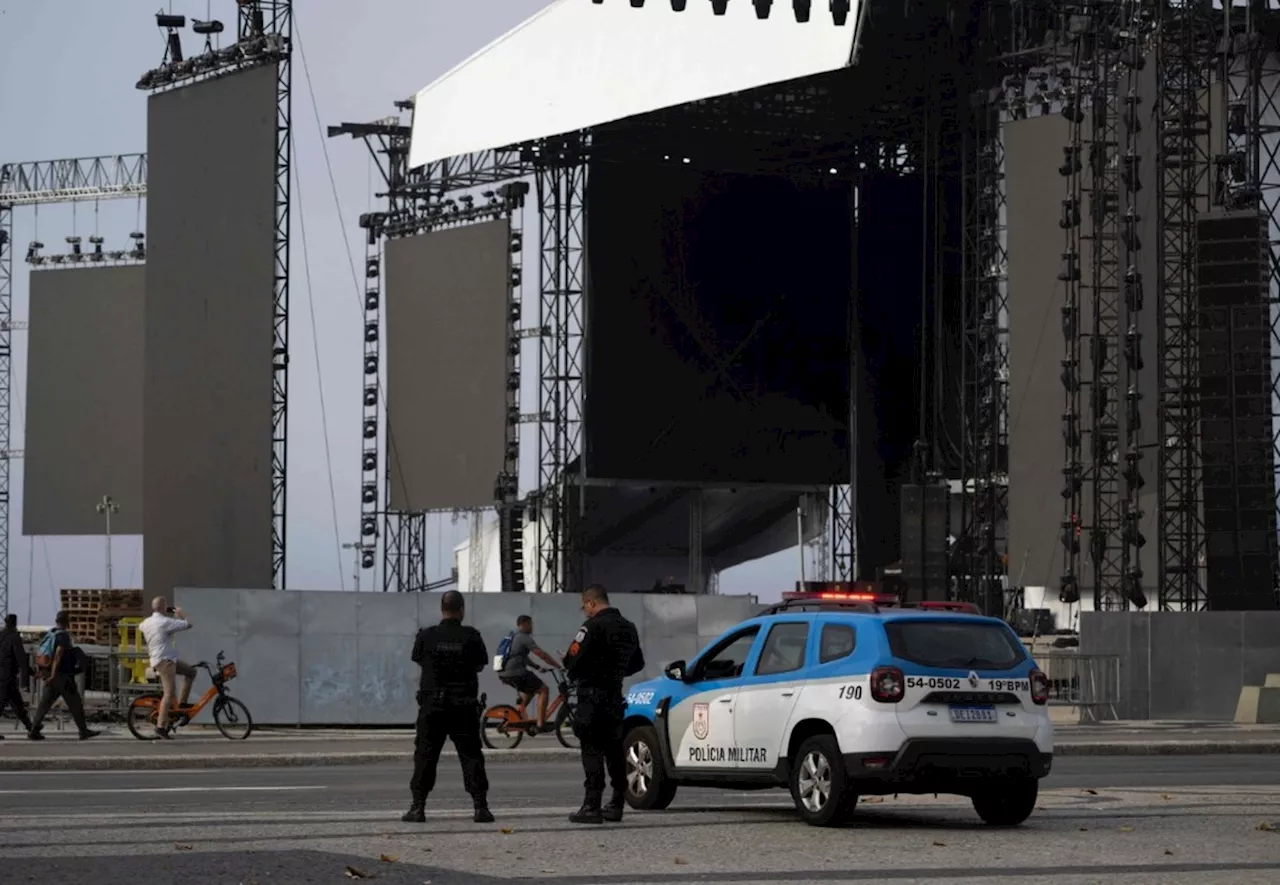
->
<box><xmin>403</xmin><ymin>590</ymin><xmax>494</xmax><ymax>824</ymax></box>
<box><xmin>562</xmin><ymin>583</ymin><xmax>644</xmax><ymax>824</ymax></box>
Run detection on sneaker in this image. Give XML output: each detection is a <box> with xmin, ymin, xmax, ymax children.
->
<box><xmin>27</xmin><ymin>730</ymin><xmax>45</xmax><ymax>741</ymax></box>
<box><xmin>156</xmin><ymin>726</ymin><xmax>173</xmax><ymax>740</ymax></box>
<box><xmin>78</xmin><ymin>730</ymin><xmax>101</xmax><ymax>740</ymax></box>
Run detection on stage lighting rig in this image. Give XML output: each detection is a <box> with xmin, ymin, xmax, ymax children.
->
<box><xmin>88</xmin><ymin>235</ymin><xmax>105</xmax><ymax>262</ymax></box>
<box><xmin>65</xmin><ymin>235</ymin><xmax>83</xmax><ymax>262</ymax></box>
<box><xmin>129</xmin><ymin>230</ymin><xmax>145</xmax><ymax>260</ymax></box>
<box><xmin>192</xmin><ymin>18</ymin><xmax>225</xmax><ymax>53</ymax></box>
<box><xmin>794</xmin><ymin>0</ymin><xmax>810</xmax><ymax>23</ymax></box>
<box><xmin>158</xmin><ymin>12</ymin><xmax>187</xmax><ymax>65</ymax></box>
<box><xmin>25</xmin><ymin>241</ymin><xmax>44</xmax><ymax>266</ymax></box>
<box><xmin>754</xmin><ymin>0</ymin><xmax>772</xmax><ymax>20</ymax></box>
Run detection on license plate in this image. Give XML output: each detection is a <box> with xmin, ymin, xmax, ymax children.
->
<box><xmin>949</xmin><ymin>705</ymin><xmax>997</xmax><ymax>723</ymax></box>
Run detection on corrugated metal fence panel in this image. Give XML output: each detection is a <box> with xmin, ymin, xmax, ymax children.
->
<box><xmin>174</xmin><ymin>588</ymin><xmax>762</xmax><ymax>726</ymax></box>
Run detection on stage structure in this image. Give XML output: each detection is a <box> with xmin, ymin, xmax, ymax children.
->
<box><xmin>0</xmin><ymin>153</ymin><xmax>147</xmax><ymax>617</ymax></box>
<box><xmin>134</xmin><ymin>1</ymin><xmax>291</xmax><ymax>595</ymax></box>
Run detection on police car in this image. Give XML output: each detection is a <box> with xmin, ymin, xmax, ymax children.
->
<box><xmin>620</xmin><ymin>591</ymin><xmax>1053</xmax><ymax>827</ymax></box>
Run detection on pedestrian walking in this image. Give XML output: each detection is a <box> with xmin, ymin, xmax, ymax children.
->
<box><xmin>28</xmin><ymin>610</ymin><xmax>101</xmax><ymax>740</ymax></box>
<box><xmin>562</xmin><ymin>584</ymin><xmax>645</xmax><ymax>824</ymax></box>
<box><xmin>403</xmin><ymin>590</ymin><xmax>494</xmax><ymax>824</ymax></box>
<box><xmin>0</xmin><ymin>613</ymin><xmax>34</xmax><ymax>738</ymax></box>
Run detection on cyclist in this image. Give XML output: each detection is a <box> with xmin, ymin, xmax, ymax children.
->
<box><xmin>140</xmin><ymin>596</ymin><xmax>196</xmax><ymax>738</ymax></box>
<box><xmin>499</xmin><ymin>615</ymin><xmax>561</xmax><ymax>733</ymax></box>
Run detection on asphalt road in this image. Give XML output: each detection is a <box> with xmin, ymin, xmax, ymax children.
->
<box><xmin>3</xmin><ymin>757</ymin><xmax>1280</xmax><ymax>884</ymax></box>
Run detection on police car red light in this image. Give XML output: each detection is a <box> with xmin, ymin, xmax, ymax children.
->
<box><xmin>870</xmin><ymin>666</ymin><xmax>905</xmax><ymax>703</ymax></box>
<box><xmin>1030</xmin><ymin>668</ymin><xmax>1050</xmax><ymax>705</ymax></box>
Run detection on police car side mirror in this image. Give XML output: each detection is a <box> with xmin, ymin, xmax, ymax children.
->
<box><xmin>664</xmin><ymin>660</ymin><xmax>687</xmax><ymax>682</ymax></box>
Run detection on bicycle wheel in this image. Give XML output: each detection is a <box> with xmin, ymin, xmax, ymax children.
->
<box><xmin>127</xmin><ymin>695</ymin><xmax>162</xmax><ymax>741</ymax></box>
<box><xmin>554</xmin><ymin>705</ymin><xmax>580</xmax><ymax>750</ymax></box>
<box><xmin>480</xmin><ymin>705</ymin><xmax>524</xmax><ymax>750</ymax></box>
<box><xmin>212</xmin><ymin>696</ymin><xmax>254</xmax><ymax>740</ymax></box>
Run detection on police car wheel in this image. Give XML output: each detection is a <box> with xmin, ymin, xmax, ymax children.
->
<box><xmin>790</xmin><ymin>734</ymin><xmax>856</xmax><ymax>827</ymax></box>
<box><xmin>971</xmin><ymin>778</ymin><xmax>1039</xmax><ymax>827</ymax></box>
<box><xmin>623</xmin><ymin>725</ymin><xmax>678</xmax><ymax>811</ymax></box>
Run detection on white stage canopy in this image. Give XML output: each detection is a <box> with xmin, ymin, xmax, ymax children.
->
<box><xmin>408</xmin><ymin>0</ymin><xmax>860</xmax><ymax>169</ymax></box>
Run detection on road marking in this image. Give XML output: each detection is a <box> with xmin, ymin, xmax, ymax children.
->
<box><xmin>0</xmin><ymin>786</ymin><xmax>326</xmax><ymax>796</ymax></box>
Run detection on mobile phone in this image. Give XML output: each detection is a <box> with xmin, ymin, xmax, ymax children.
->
<box><xmin>166</xmin><ymin>606</ymin><xmax>175</xmax><ymax>614</ymax></box>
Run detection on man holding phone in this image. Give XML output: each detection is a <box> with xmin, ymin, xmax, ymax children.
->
<box><xmin>140</xmin><ymin>596</ymin><xmax>196</xmax><ymax>738</ymax></box>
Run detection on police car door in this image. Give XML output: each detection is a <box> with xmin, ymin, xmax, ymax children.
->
<box><xmin>731</xmin><ymin>619</ymin><xmax>811</xmax><ymax>772</ymax></box>
<box><xmin>668</xmin><ymin>625</ymin><xmax>763</xmax><ymax>773</ymax></box>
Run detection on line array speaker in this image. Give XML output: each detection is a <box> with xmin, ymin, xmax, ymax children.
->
<box><xmin>498</xmin><ymin>504</ymin><xmax>526</xmax><ymax>593</ymax></box>
<box><xmin>1195</xmin><ymin>210</ymin><xmax>1278</xmax><ymax>610</ymax></box>
<box><xmin>900</xmin><ymin>483</ymin><xmax>949</xmax><ymax>602</ymax></box>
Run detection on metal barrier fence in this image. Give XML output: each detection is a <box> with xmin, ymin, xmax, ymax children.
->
<box><xmin>1036</xmin><ymin>651</ymin><xmax>1121</xmax><ymax>723</ymax></box>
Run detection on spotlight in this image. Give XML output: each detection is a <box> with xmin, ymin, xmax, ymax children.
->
<box><xmin>26</xmin><ymin>241</ymin><xmax>43</xmax><ymax>263</ymax></box>
<box><xmin>794</xmin><ymin>0</ymin><xmax>811</xmax><ymax>22</ymax></box>
<box><xmin>66</xmin><ymin>235</ymin><xmax>82</xmax><ymax>258</ymax></box>
<box><xmin>129</xmin><ymin>230</ymin><xmax>145</xmax><ymax>260</ymax></box>
<box><xmin>156</xmin><ymin>13</ymin><xmax>186</xmax><ymax>29</ymax></box>
<box><xmin>711</xmin><ymin>0</ymin><xmax>729</xmax><ymax>14</ymax></box>
<box><xmin>89</xmin><ymin>236</ymin><xmax>105</xmax><ymax>262</ymax></box>
<box><xmin>1059</xmin><ymin>575</ymin><xmax>1080</xmax><ymax>605</ymax></box>
<box><xmin>754</xmin><ymin>0</ymin><xmax>773</xmax><ymax>19</ymax></box>
<box><xmin>672</xmin><ymin>0</ymin><xmax>688</xmax><ymax>8</ymax></box>
<box><xmin>830</xmin><ymin>0</ymin><xmax>849</xmax><ymax>26</ymax></box>
<box><xmin>630</xmin><ymin>0</ymin><xmax>646</xmax><ymax>7</ymax></box>
<box><xmin>361</xmin><ymin>550</ymin><xmax>375</xmax><ymax>570</ymax></box>
<box><xmin>192</xmin><ymin>19</ymin><xmax>224</xmax><ymax>35</ymax></box>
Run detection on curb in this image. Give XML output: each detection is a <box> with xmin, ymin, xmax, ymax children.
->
<box><xmin>3</xmin><ymin>740</ymin><xmax>1280</xmax><ymax>771</ymax></box>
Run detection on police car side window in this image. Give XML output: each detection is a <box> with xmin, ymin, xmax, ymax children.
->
<box><xmin>695</xmin><ymin>627</ymin><xmax>760</xmax><ymax>681</ymax></box>
<box><xmin>819</xmin><ymin>624</ymin><xmax>856</xmax><ymax>664</ymax></box>
<box><xmin>754</xmin><ymin>623</ymin><xmax>809</xmax><ymax>677</ymax></box>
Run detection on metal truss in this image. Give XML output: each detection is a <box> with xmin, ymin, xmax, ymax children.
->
<box><xmin>535</xmin><ymin>138</ymin><xmax>588</xmax><ymax>595</ymax></box>
<box><xmin>1082</xmin><ymin>0</ymin><xmax>1128</xmax><ymax>610</ymax></box>
<box><xmin>1156</xmin><ymin>0</ymin><xmax>1214</xmax><ymax>610</ymax></box>
<box><xmin>0</xmin><ymin>153</ymin><xmax>149</xmax><ymax>624</ymax></box>
<box><xmin>243</xmin><ymin>0</ymin><xmax>295</xmax><ymax>592</ymax></box>
<box><xmin>0</xmin><ymin>155</ymin><xmax>146</xmax><ymax>205</ymax></box>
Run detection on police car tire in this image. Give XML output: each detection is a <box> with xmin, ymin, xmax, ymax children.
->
<box><xmin>971</xmin><ymin>778</ymin><xmax>1039</xmax><ymax>827</ymax></box>
<box><xmin>789</xmin><ymin>734</ymin><xmax>856</xmax><ymax>828</ymax></box>
<box><xmin>623</xmin><ymin>725</ymin><xmax>678</xmax><ymax>811</ymax></box>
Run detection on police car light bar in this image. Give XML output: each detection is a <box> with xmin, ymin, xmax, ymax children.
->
<box><xmin>781</xmin><ymin>590</ymin><xmax>898</xmax><ymax>605</ymax></box>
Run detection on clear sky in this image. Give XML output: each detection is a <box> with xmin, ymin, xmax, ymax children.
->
<box><xmin>0</xmin><ymin>0</ymin><xmax>810</xmax><ymax>623</ymax></box>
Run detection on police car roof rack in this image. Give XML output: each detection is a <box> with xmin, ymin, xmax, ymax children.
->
<box><xmin>761</xmin><ymin>599</ymin><xmax>881</xmax><ymax>616</ymax></box>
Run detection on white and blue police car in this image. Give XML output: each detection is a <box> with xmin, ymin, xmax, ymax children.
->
<box><xmin>620</xmin><ymin>592</ymin><xmax>1054</xmax><ymax>828</ymax></box>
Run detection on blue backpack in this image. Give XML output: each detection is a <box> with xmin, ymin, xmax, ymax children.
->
<box><xmin>493</xmin><ymin>631</ymin><xmax>516</xmax><ymax>672</ymax></box>
<box><xmin>35</xmin><ymin>629</ymin><xmax>61</xmax><ymax>673</ymax></box>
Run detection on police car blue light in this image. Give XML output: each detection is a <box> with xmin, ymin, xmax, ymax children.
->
<box><xmin>619</xmin><ymin>595</ymin><xmax>1054</xmax><ymax>828</ymax></box>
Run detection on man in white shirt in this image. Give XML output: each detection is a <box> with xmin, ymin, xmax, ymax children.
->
<box><xmin>139</xmin><ymin>596</ymin><xmax>195</xmax><ymax>738</ymax></box>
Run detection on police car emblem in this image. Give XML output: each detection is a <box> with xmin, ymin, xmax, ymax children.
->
<box><xmin>692</xmin><ymin>703</ymin><xmax>709</xmax><ymax>740</ymax></box>
<box><xmin>968</xmin><ymin>671</ymin><xmax>980</xmax><ymax>688</ymax></box>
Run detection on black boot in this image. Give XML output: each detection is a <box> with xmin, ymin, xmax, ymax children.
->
<box><xmin>473</xmin><ymin>799</ymin><xmax>494</xmax><ymax>824</ymax></box>
<box><xmin>602</xmin><ymin>790</ymin><xmax>625</xmax><ymax>822</ymax></box>
<box><xmin>401</xmin><ymin>797</ymin><xmax>426</xmax><ymax>823</ymax></box>
<box><xmin>569</xmin><ymin>794</ymin><xmax>603</xmax><ymax>825</ymax></box>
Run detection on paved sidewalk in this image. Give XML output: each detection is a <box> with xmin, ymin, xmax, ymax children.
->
<box><xmin>2</xmin><ymin>720</ymin><xmax>1278</xmax><ymax>771</ymax></box>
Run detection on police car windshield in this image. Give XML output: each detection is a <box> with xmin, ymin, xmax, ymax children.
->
<box><xmin>883</xmin><ymin>620</ymin><xmax>1025</xmax><ymax>671</ymax></box>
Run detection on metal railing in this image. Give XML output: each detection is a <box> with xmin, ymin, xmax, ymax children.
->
<box><xmin>1036</xmin><ymin>651</ymin><xmax>1121</xmax><ymax>723</ymax></box>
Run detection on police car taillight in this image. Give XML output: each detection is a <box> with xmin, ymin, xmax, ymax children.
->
<box><xmin>870</xmin><ymin>666</ymin><xmax>905</xmax><ymax>703</ymax></box>
<box><xmin>1030</xmin><ymin>668</ymin><xmax>1049</xmax><ymax>705</ymax></box>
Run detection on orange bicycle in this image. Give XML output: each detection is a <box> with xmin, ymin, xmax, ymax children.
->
<box><xmin>126</xmin><ymin>651</ymin><xmax>253</xmax><ymax>741</ymax></box>
<box><xmin>481</xmin><ymin>664</ymin><xmax>578</xmax><ymax>750</ymax></box>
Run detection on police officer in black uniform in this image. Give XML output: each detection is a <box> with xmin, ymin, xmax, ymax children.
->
<box><xmin>402</xmin><ymin>590</ymin><xmax>494</xmax><ymax>824</ymax></box>
<box><xmin>562</xmin><ymin>583</ymin><xmax>644</xmax><ymax>824</ymax></box>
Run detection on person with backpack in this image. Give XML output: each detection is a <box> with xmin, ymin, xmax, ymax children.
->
<box><xmin>496</xmin><ymin>615</ymin><xmax>562</xmax><ymax>734</ymax></box>
<box><xmin>0</xmin><ymin>613</ymin><xmax>35</xmax><ymax>738</ymax></box>
<box><xmin>28</xmin><ymin>610</ymin><xmax>100</xmax><ymax>740</ymax></box>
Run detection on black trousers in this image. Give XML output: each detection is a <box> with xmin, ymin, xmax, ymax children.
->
<box><xmin>409</xmin><ymin>702</ymin><xmax>489</xmax><ymax>803</ymax></box>
<box><xmin>31</xmin><ymin>674</ymin><xmax>89</xmax><ymax>733</ymax></box>
<box><xmin>574</xmin><ymin>692</ymin><xmax>626</xmax><ymax>799</ymax></box>
<box><xmin>0</xmin><ymin>674</ymin><xmax>32</xmax><ymax>729</ymax></box>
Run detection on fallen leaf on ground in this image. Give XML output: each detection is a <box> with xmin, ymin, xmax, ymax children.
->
<box><xmin>862</xmin><ymin>796</ymin><xmax>884</xmax><ymax>804</ymax></box>
<box><xmin>345</xmin><ymin>867</ymin><xmax>369</xmax><ymax>880</ymax></box>
<box><xmin>174</xmin><ymin>844</ymin><xmax>193</xmax><ymax>851</ymax></box>
<box><xmin>932</xmin><ymin>841</ymin><xmax>947</xmax><ymax>847</ymax></box>
<box><xmin>1082</xmin><ymin>788</ymin><xmax>1098</xmax><ymax>795</ymax></box>
<box><xmin>1257</xmin><ymin>822</ymin><xmax>1277</xmax><ymax>832</ymax></box>
<box><xmin>380</xmin><ymin>855</ymin><xmax>399</xmax><ymax>863</ymax></box>
<box><xmin>500</xmin><ymin>827</ymin><xmax>514</xmax><ymax>834</ymax></box>
<box><xmin>1119</xmin><ymin>826</ymin><xmax>1134</xmax><ymax>833</ymax></box>
<box><xmin>674</xmin><ymin>858</ymin><xmax>688</xmax><ymax>865</ymax></box>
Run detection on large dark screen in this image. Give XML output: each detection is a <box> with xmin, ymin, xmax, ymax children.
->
<box><xmin>143</xmin><ymin>64</ymin><xmax>278</xmax><ymax>597</ymax></box>
<box><xmin>24</xmin><ymin>266</ymin><xmax>144</xmax><ymax>535</ymax></box>
<box><xmin>384</xmin><ymin>221</ymin><xmax>511</xmax><ymax>511</ymax></box>
<box><xmin>584</xmin><ymin>161</ymin><xmax>852</xmax><ymax>484</ymax></box>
